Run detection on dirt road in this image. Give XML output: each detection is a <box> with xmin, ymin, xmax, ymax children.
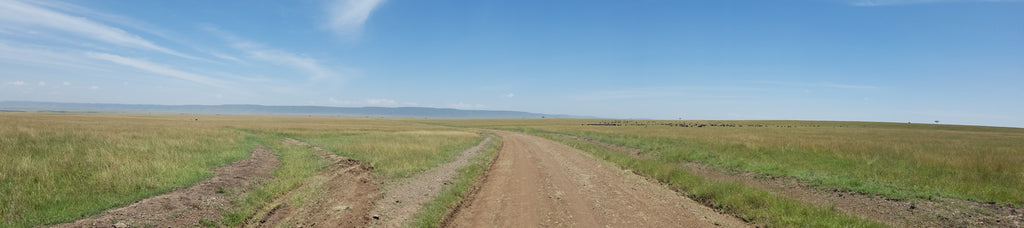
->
<box><xmin>448</xmin><ymin>131</ymin><xmax>748</xmax><ymax>228</ymax></box>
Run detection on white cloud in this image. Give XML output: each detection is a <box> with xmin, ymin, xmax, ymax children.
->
<box><xmin>27</xmin><ymin>0</ymin><xmax>176</xmax><ymax>40</ymax></box>
<box><xmin>504</xmin><ymin>93</ymin><xmax>515</xmax><ymax>98</ymax></box>
<box><xmin>755</xmin><ymin>81</ymin><xmax>878</xmax><ymax>89</ymax></box>
<box><xmin>208</xmin><ymin>51</ymin><xmax>246</xmax><ymax>64</ymax></box>
<box><xmin>0</xmin><ymin>0</ymin><xmax>197</xmax><ymax>60</ymax></box>
<box><xmin>86</xmin><ymin>52</ymin><xmax>229</xmax><ymax>88</ymax></box>
<box><xmin>0</xmin><ymin>40</ymin><xmax>111</xmax><ymax>71</ymax></box>
<box><xmin>325</xmin><ymin>0</ymin><xmax>384</xmax><ymax>37</ymax></box>
<box><xmin>37</xmin><ymin>81</ymin><xmax>45</xmax><ymax>86</ymax></box>
<box><xmin>245</xmin><ymin>48</ymin><xmax>336</xmax><ymax>80</ymax></box>
<box><xmin>89</xmin><ymin>85</ymin><xmax>99</xmax><ymax>90</ymax></box>
<box><xmin>365</xmin><ymin>98</ymin><xmax>396</xmax><ymax>105</ymax></box>
<box><xmin>63</xmin><ymin>81</ymin><xmax>70</xmax><ymax>86</ymax></box>
<box><xmin>849</xmin><ymin>0</ymin><xmax>1022</xmax><ymax>6</ymax></box>
<box><xmin>450</xmin><ymin>102</ymin><xmax>487</xmax><ymax>109</ymax></box>
<box><xmin>6</xmin><ymin>81</ymin><xmax>25</xmax><ymax>86</ymax></box>
<box><xmin>328</xmin><ymin>97</ymin><xmax>357</xmax><ymax>105</ymax></box>
<box><xmin>205</xmin><ymin>26</ymin><xmax>343</xmax><ymax>80</ymax></box>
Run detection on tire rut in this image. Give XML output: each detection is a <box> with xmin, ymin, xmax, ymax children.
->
<box><xmin>370</xmin><ymin>135</ymin><xmax>495</xmax><ymax>228</ymax></box>
<box><xmin>245</xmin><ymin>138</ymin><xmax>381</xmax><ymax>228</ymax></box>
<box><xmin>55</xmin><ymin>146</ymin><xmax>280</xmax><ymax>228</ymax></box>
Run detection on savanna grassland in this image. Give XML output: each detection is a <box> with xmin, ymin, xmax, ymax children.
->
<box><xmin>430</xmin><ymin>119</ymin><xmax>1024</xmax><ymax>227</ymax></box>
<box><xmin>3</xmin><ymin>113</ymin><xmax>1022</xmax><ymax>227</ymax></box>
<box><xmin>0</xmin><ymin>113</ymin><xmax>483</xmax><ymax>228</ymax></box>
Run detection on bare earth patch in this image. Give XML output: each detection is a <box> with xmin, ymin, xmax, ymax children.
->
<box><xmin>369</xmin><ymin>135</ymin><xmax>494</xmax><ymax>227</ymax></box>
<box><xmin>448</xmin><ymin>131</ymin><xmax>749</xmax><ymax>227</ymax></box>
<box><xmin>245</xmin><ymin>138</ymin><xmax>381</xmax><ymax>228</ymax></box>
<box><xmin>560</xmin><ymin>134</ymin><xmax>1024</xmax><ymax>228</ymax></box>
<box><xmin>55</xmin><ymin>146</ymin><xmax>280</xmax><ymax>228</ymax></box>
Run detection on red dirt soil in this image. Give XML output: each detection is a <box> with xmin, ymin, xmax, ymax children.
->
<box><xmin>245</xmin><ymin>138</ymin><xmax>381</xmax><ymax>228</ymax></box>
<box><xmin>447</xmin><ymin>131</ymin><xmax>749</xmax><ymax>228</ymax></box>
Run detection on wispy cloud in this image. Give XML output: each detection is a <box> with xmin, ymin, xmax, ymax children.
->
<box><xmin>0</xmin><ymin>0</ymin><xmax>197</xmax><ymax>60</ymax></box>
<box><xmin>365</xmin><ymin>98</ymin><xmax>396</xmax><ymax>105</ymax></box>
<box><xmin>325</xmin><ymin>0</ymin><xmax>384</xmax><ymax>37</ymax></box>
<box><xmin>207</xmin><ymin>51</ymin><xmax>246</xmax><ymax>64</ymax></box>
<box><xmin>450</xmin><ymin>102</ymin><xmax>487</xmax><ymax>110</ymax></box>
<box><xmin>850</xmin><ymin>0</ymin><xmax>1022</xmax><ymax>6</ymax></box>
<box><xmin>327</xmin><ymin>97</ymin><xmax>357</xmax><ymax>105</ymax></box>
<box><xmin>25</xmin><ymin>0</ymin><xmax>177</xmax><ymax>42</ymax></box>
<box><xmin>244</xmin><ymin>48</ymin><xmax>337</xmax><ymax>80</ymax></box>
<box><xmin>86</xmin><ymin>52</ymin><xmax>229</xmax><ymax>88</ymax></box>
<box><xmin>202</xmin><ymin>26</ymin><xmax>343</xmax><ymax>80</ymax></box>
<box><xmin>755</xmin><ymin>81</ymin><xmax>879</xmax><ymax>89</ymax></box>
<box><xmin>0</xmin><ymin>40</ymin><xmax>110</xmax><ymax>71</ymax></box>
<box><xmin>5</xmin><ymin>81</ymin><xmax>25</xmax><ymax>86</ymax></box>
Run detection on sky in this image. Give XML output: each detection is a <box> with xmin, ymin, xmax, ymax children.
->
<box><xmin>1</xmin><ymin>0</ymin><xmax>1022</xmax><ymax>127</ymax></box>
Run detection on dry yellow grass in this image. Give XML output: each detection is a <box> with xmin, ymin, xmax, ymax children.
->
<box><xmin>0</xmin><ymin>113</ymin><xmax>481</xmax><ymax>227</ymax></box>
<box><xmin>0</xmin><ymin>113</ymin><xmax>248</xmax><ymax>227</ymax></box>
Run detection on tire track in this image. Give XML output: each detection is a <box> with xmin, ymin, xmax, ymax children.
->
<box><xmin>370</xmin><ymin>136</ymin><xmax>495</xmax><ymax>227</ymax></box>
<box><xmin>56</xmin><ymin>147</ymin><xmax>279</xmax><ymax>228</ymax></box>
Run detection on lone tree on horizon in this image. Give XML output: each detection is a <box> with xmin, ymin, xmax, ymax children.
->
<box><xmin>935</xmin><ymin>120</ymin><xmax>940</xmax><ymax>124</ymax></box>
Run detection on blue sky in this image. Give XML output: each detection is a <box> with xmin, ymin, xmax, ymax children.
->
<box><xmin>1</xmin><ymin>0</ymin><xmax>1022</xmax><ymax>127</ymax></box>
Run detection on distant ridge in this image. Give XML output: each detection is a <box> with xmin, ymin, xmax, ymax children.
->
<box><xmin>0</xmin><ymin>101</ymin><xmax>587</xmax><ymax>119</ymax></box>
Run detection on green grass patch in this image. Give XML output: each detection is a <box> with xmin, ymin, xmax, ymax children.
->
<box><xmin>530</xmin><ymin>130</ymin><xmax>883</xmax><ymax>227</ymax></box>
<box><xmin>301</xmin><ymin>131</ymin><xmax>482</xmax><ymax>179</ymax></box>
<box><xmin>433</xmin><ymin>119</ymin><xmax>1024</xmax><ymax>206</ymax></box>
<box><xmin>559</xmin><ymin>125</ymin><xmax>1024</xmax><ymax>206</ymax></box>
<box><xmin>199</xmin><ymin>218</ymin><xmax>217</xmax><ymax>227</ymax></box>
<box><xmin>220</xmin><ymin>130</ymin><xmax>328</xmax><ymax>226</ymax></box>
<box><xmin>408</xmin><ymin>135</ymin><xmax>501</xmax><ymax>228</ymax></box>
<box><xmin>0</xmin><ymin>113</ymin><xmax>488</xmax><ymax>228</ymax></box>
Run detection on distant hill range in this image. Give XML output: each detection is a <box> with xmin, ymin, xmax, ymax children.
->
<box><xmin>0</xmin><ymin>101</ymin><xmax>587</xmax><ymax>119</ymax></box>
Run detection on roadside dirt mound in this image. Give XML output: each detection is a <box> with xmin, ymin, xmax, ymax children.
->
<box><xmin>55</xmin><ymin>146</ymin><xmax>279</xmax><ymax>228</ymax></box>
<box><xmin>561</xmin><ymin>134</ymin><xmax>1024</xmax><ymax>228</ymax></box>
<box><xmin>245</xmin><ymin>138</ymin><xmax>381</xmax><ymax>228</ymax></box>
<box><xmin>448</xmin><ymin>131</ymin><xmax>749</xmax><ymax>227</ymax></box>
<box><xmin>370</xmin><ymin>136</ymin><xmax>495</xmax><ymax>227</ymax></box>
